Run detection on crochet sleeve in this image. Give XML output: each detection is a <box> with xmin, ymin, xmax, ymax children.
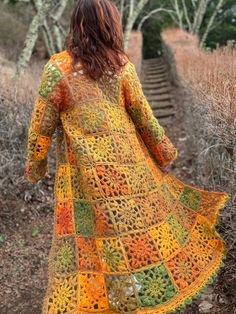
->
<box><xmin>123</xmin><ymin>61</ymin><xmax>178</xmax><ymax>167</ymax></box>
<box><xmin>25</xmin><ymin>59</ymin><xmax>64</xmax><ymax>183</ymax></box>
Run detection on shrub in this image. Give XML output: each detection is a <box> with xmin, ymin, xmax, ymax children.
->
<box><xmin>161</xmin><ymin>28</ymin><xmax>235</xmax><ymax>201</ymax></box>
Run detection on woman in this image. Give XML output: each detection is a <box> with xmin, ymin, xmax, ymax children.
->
<box><xmin>26</xmin><ymin>0</ymin><xmax>229</xmax><ymax>313</ymax></box>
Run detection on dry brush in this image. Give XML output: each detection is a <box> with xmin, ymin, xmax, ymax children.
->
<box><xmin>161</xmin><ymin>28</ymin><xmax>236</xmax><ymax>311</ymax></box>
<box><xmin>162</xmin><ymin>28</ymin><xmax>235</xmax><ymax>203</ymax></box>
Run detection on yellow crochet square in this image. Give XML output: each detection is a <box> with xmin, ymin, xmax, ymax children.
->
<box><xmin>77</xmin><ymin>272</ymin><xmax>109</xmax><ymax>311</ymax></box>
<box><xmin>148</xmin><ymin>222</ymin><xmax>181</xmax><ymax>260</ymax></box>
<box><xmin>56</xmin><ymin>164</ymin><xmax>73</xmax><ymax>200</ymax></box>
<box><xmin>96</xmin><ymin>237</ymin><xmax>129</xmax><ymax>274</ymax></box>
<box><xmin>34</xmin><ymin>135</ymin><xmax>52</xmax><ymax>160</ymax></box>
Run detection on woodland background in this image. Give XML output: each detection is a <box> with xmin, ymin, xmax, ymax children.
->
<box><xmin>0</xmin><ymin>0</ymin><xmax>235</xmax><ymax>313</ymax></box>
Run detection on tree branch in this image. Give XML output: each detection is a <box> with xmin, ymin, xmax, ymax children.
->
<box><xmin>138</xmin><ymin>8</ymin><xmax>176</xmax><ymax>31</ymax></box>
<box><xmin>200</xmin><ymin>0</ymin><xmax>225</xmax><ymax>47</ymax></box>
<box><xmin>181</xmin><ymin>0</ymin><xmax>192</xmax><ymax>31</ymax></box>
<box><xmin>124</xmin><ymin>0</ymin><xmax>149</xmax><ymax>51</ymax></box>
<box><xmin>16</xmin><ymin>0</ymin><xmax>52</xmax><ymax>75</ymax></box>
<box><xmin>120</xmin><ymin>0</ymin><xmax>125</xmax><ymax>21</ymax></box>
<box><xmin>192</xmin><ymin>0</ymin><xmax>211</xmax><ymax>35</ymax></box>
<box><xmin>171</xmin><ymin>0</ymin><xmax>184</xmax><ymax>29</ymax></box>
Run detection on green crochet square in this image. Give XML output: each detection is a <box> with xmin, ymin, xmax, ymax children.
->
<box><xmin>160</xmin><ymin>183</ymin><xmax>176</xmax><ymax>206</ymax></box>
<box><xmin>128</xmin><ymin>97</ymin><xmax>152</xmax><ymax>128</ymax></box>
<box><xmin>166</xmin><ymin>214</ymin><xmax>189</xmax><ymax>246</ymax></box>
<box><xmin>74</xmin><ymin>202</ymin><xmax>94</xmax><ymax>235</ymax></box>
<box><xmin>54</xmin><ymin>236</ymin><xmax>76</xmax><ymax>274</ymax></box>
<box><xmin>39</xmin><ymin>61</ymin><xmax>62</xmax><ymax>100</ymax></box>
<box><xmin>129</xmin><ymin>107</ymin><xmax>144</xmax><ymax>127</ymax></box>
<box><xmin>133</xmin><ymin>263</ymin><xmax>177</xmax><ymax>307</ymax></box>
<box><xmin>179</xmin><ymin>187</ymin><xmax>202</xmax><ymax>212</ymax></box>
<box><xmin>146</xmin><ymin>115</ymin><xmax>165</xmax><ymax>144</ymax></box>
<box><xmin>39</xmin><ymin>102</ymin><xmax>59</xmax><ymax>136</ymax></box>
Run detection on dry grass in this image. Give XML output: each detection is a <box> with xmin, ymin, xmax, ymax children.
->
<box><xmin>0</xmin><ymin>56</ymin><xmax>48</xmax><ymax>200</ymax></box>
<box><xmin>162</xmin><ymin>28</ymin><xmax>236</xmax><ymax>123</ymax></box>
<box><xmin>0</xmin><ymin>54</ymin><xmax>57</xmax><ymax>313</ymax></box>
<box><xmin>162</xmin><ymin>28</ymin><xmax>235</xmax><ymax>197</ymax></box>
<box><xmin>162</xmin><ymin>28</ymin><xmax>236</xmax><ymax>313</ymax></box>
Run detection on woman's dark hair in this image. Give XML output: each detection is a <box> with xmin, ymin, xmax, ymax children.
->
<box><xmin>65</xmin><ymin>0</ymin><xmax>129</xmax><ymax>80</ymax></box>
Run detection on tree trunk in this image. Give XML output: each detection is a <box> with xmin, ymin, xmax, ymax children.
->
<box><xmin>137</xmin><ymin>8</ymin><xmax>175</xmax><ymax>31</ymax></box>
<box><xmin>16</xmin><ymin>0</ymin><xmax>52</xmax><ymax>76</ymax></box>
<box><xmin>174</xmin><ymin>0</ymin><xmax>184</xmax><ymax>29</ymax></box>
<box><xmin>124</xmin><ymin>0</ymin><xmax>149</xmax><ymax>51</ymax></box>
<box><xmin>43</xmin><ymin>21</ymin><xmax>56</xmax><ymax>55</ymax></box>
<box><xmin>200</xmin><ymin>0</ymin><xmax>225</xmax><ymax>47</ymax></box>
<box><xmin>33</xmin><ymin>0</ymin><xmax>56</xmax><ymax>55</ymax></box>
<box><xmin>120</xmin><ymin>0</ymin><xmax>125</xmax><ymax>21</ymax></box>
<box><xmin>51</xmin><ymin>0</ymin><xmax>68</xmax><ymax>51</ymax></box>
<box><xmin>192</xmin><ymin>0</ymin><xmax>210</xmax><ymax>35</ymax></box>
<box><xmin>181</xmin><ymin>0</ymin><xmax>192</xmax><ymax>31</ymax></box>
<box><xmin>124</xmin><ymin>22</ymin><xmax>133</xmax><ymax>51</ymax></box>
<box><xmin>53</xmin><ymin>24</ymin><xmax>63</xmax><ymax>51</ymax></box>
<box><xmin>51</xmin><ymin>0</ymin><xmax>68</xmax><ymax>22</ymax></box>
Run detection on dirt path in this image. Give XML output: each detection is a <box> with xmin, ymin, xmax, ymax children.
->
<box><xmin>0</xmin><ymin>154</ymin><xmax>56</xmax><ymax>313</ymax></box>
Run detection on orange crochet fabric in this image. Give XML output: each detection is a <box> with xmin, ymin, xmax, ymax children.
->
<box><xmin>26</xmin><ymin>50</ymin><xmax>229</xmax><ymax>314</ymax></box>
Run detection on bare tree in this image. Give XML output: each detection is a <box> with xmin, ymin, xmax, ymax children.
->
<box><xmin>170</xmin><ymin>0</ymin><xmax>209</xmax><ymax>33</ymax></box>
<box><xmin>137</xmin><ymin>7</ymin><xmax>176</xmax><ymax>31</ymax></box>
<box><xmin>16</xmin><ymin>0</ymin><xmax>52</xmax><ymax>75</ymax></box>
<box><xmin>123</xmin><ymin>0</ymin><xmax>149</xmax><ymax>51</ymax></box>
<box><xmin>51</xmin><ymin>0</ymin><xmax>69</xmax><ymax>51</ymax></box>
<box><xmin>181</xmin><ymin>0</ymin><xmax>192</xmax><ymax>30</ymax></box>
<box><xmin>200</xmin><ymin>0</ymin><xmax>225</xmax><ymax>47</ymax></box>
<box><xmin>192</xmin><ymin>0</ymin><xmax>211</xmax><ymax>34</ymax></box>
<box><xmin>32</xmin><ymin>0</ymin><xmax>56</xmax><ymax>55</ymax></box>
<box><xmin>170</xmin><ymin>0</ymin><xmax>227</xmax><ymax>46</ymax></box>
<box><xmin>172</xmin><ymin>0</ymin><xmax>184</xmax><ymax>29</ymax></box>
<box><xmin>15</xmin><ymin>0</ymin><xmax>69</xmax><ymax>75</ymax></box>
<box><xmin>120</xmin><ymin>0</ymin><xmax>125</xmax><ymax>21</ymax></box>
<box><xmin>32</xmin><ymin>0</ymin><xmax>68</xmax><ymax>54</ymax></box>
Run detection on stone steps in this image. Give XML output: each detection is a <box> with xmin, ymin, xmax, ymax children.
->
<box><xmin>144</xmin><ymin>87</ymin><xmax>171</xmax><ymax>96</ymax></box>
<box><xmin>141</xmin><ymin>57</ymin><xmax>174</xmax><ymax>127</ymax></box>
<box><xmin>144</xmin><ymin>73</ymin><xmax>167</xmax><ymax>80</ymax></box>
<box><xmin>142</xmin><ymin>82</ymin><xmax>170</xmax><ymax>89</ymax></box>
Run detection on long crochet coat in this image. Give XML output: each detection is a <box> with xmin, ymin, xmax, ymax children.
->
<box><xmin>26</xmin><ymin>50</ymin><xmax>228</xmax><ymax>314</ymax></box>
